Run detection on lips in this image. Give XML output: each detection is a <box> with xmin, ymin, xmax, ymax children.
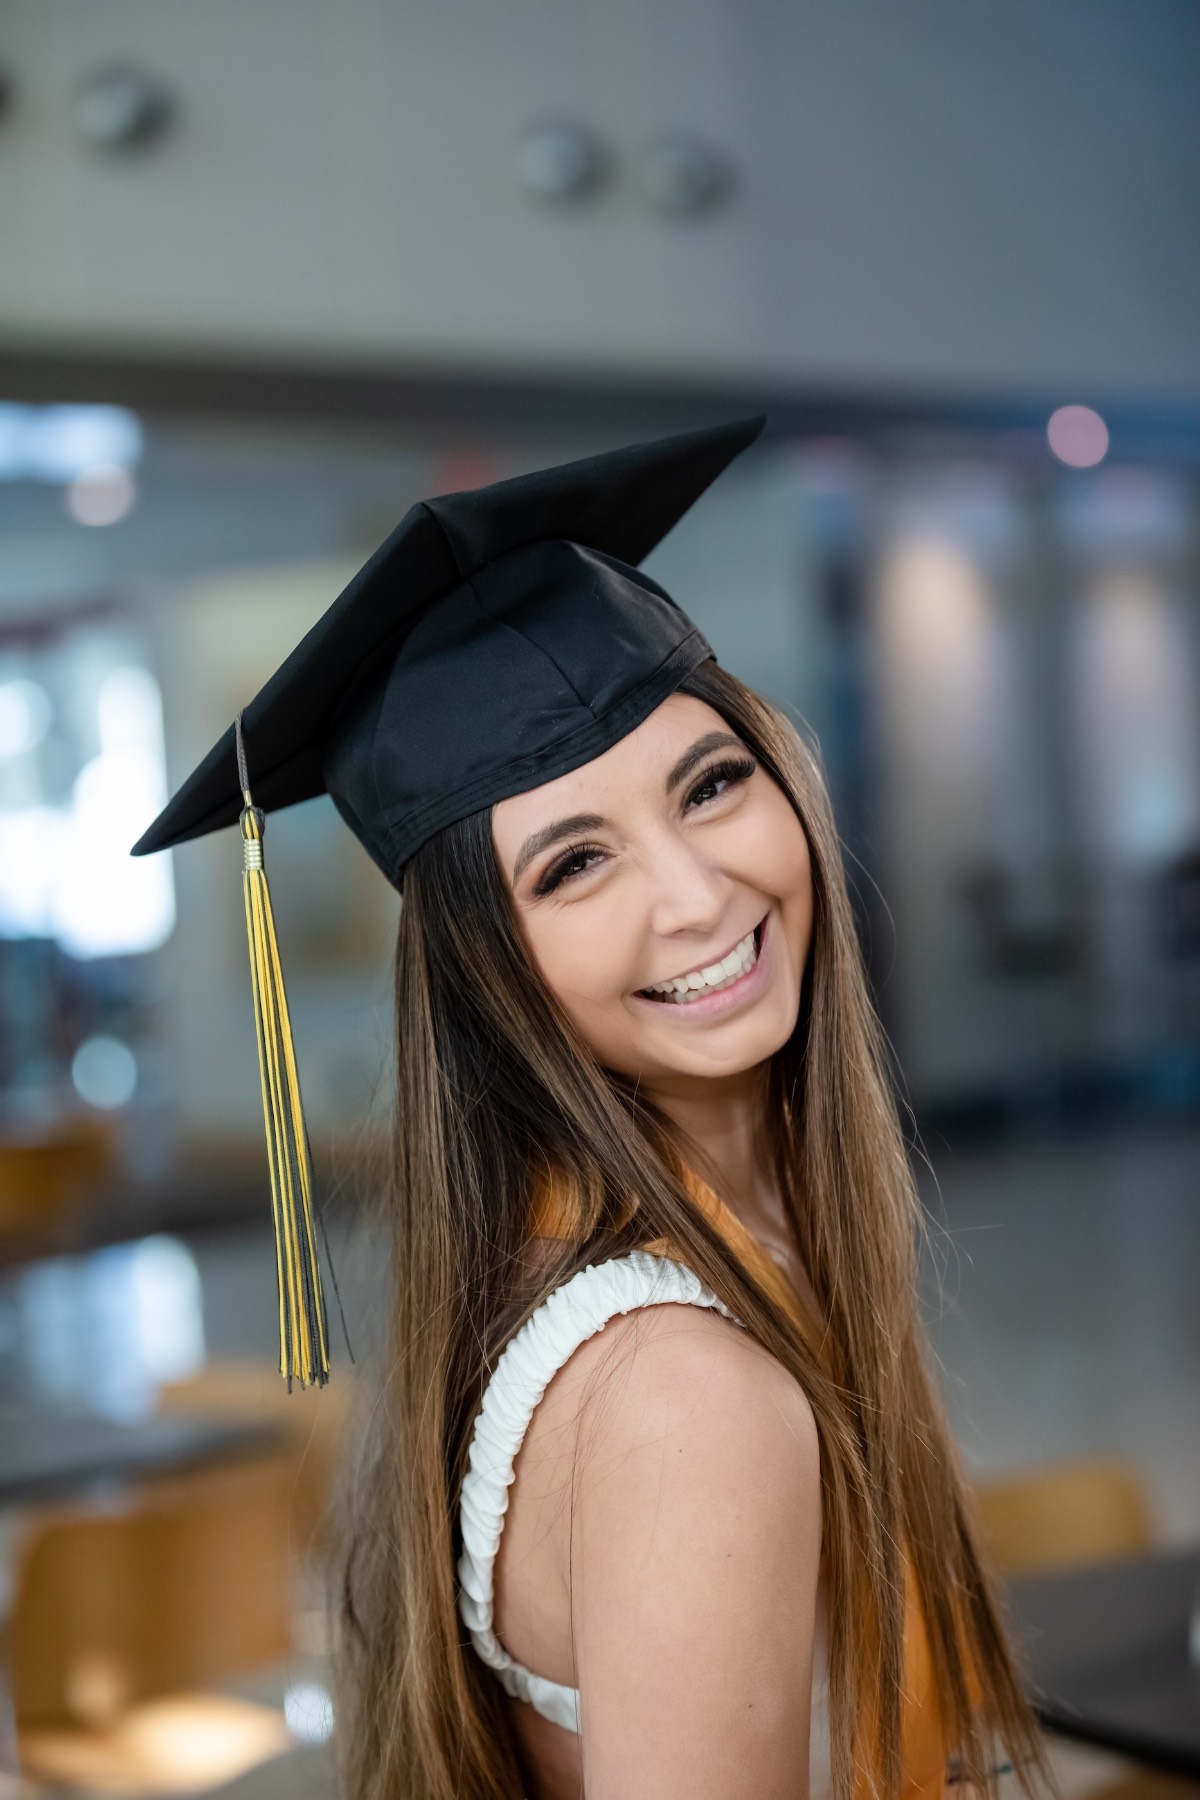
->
<box><xmin>638</xmin><ymin>921</ymin><xmax>763</xmax><ymax>1005</ymax></box>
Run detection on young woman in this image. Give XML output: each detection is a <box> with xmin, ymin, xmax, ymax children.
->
<box><xmin>133</xmin><ymin>419</ymin><xmax>1046</xmax><ymax>1800</ymax></box>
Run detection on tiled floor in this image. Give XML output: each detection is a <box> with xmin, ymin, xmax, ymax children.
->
<box><xmin>917</xmin><ymin>1117</ymin><xmax>1200</xmax><ymax>1542</ymax></box>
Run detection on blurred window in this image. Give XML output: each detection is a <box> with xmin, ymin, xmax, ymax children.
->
<box><xmin>0</xmin><ymin>619</ymin><xmax>174</xmax><ymax>957</ymax></box>
<box><xmin>16</xmin><ymin>1234</ymin><xmax>205</xmax><ymax>1421</ymax></box>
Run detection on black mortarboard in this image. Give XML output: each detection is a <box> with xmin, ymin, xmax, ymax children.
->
<box><xmin>133</xmin><ymin>414</ymin><xmax>765</xmax><ymax>883</ymax></box>
<box><xmin>132</xmin><ymin>415</ymin><xmax>766</xmax><ymax>1387</ymax></box>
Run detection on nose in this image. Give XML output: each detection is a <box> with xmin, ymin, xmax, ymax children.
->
<box><xmin>641</xmin><ymin>824</ymin><xmax>729</xmax><ymax>942</ymax></box>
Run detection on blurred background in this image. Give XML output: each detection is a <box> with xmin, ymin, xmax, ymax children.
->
<box><xmin>0</xmin><ymin>2</ymin><xmax>1196</xmax><ymax>1795</ymax></box>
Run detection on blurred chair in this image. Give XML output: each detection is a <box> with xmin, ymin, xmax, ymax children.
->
<box><xmin>975</xmin><ymin>1464</ymin><xmax>1190</xmax><ymax>1800</ymax></box>
<box><xmin>974</xmin><ymin>1457</ymin><xmax>1155</xmax><ymax>1577</ymax></box>
<box><xmin>11</xmin><ymin>1456</ymin><xmax>297</xmax><ymax>1794</ymax></box>
<box><xmin>0</xmin><ymin>1124</ymin><xmax>112</xmax><ymax>1253</ymax></box>
<box><xmin>156</xmin><ymin>1360</ymin><xmax>353</xmax><ymax>1558</ymax></box>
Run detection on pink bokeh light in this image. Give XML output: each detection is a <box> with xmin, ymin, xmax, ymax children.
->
<box><xmin>1047</xmin><ymin>405</ymin><xmax>1109</xmax><ymax>469</ymax></box>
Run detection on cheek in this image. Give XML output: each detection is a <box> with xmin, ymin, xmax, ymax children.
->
<box><xmin>777</xmin><ymin>817</ymin><xmax>813</xmax><ymax>914</ymax></box>
<box><xmin>526</xmin><ymin>913</ymin><xmax>648</xmax><ymax>1069</ymax></box>
<box><xmin>522</xmin><ymin>897</ymin><xmax>642</xmax><ymax>1015</ymax></box>
<box><xmin>732</xmin><ymin>791</ymin><xmax>812</xmax><ymax>900</ymax></box>
<box><xmin>776</xmin><ymin>816</ymin><xmax>813</xmax><ymax>925</ymax></box>
<box><xmin>740</xmin><ymin>796</ymin><xmax>813</xmax><ymax>968</ymax></box>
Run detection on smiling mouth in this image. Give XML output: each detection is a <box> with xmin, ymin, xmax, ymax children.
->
<box><xmin>638</xmin><ymin>921</ymin><xmax>764</xmax><ymax>1004</ymax></box>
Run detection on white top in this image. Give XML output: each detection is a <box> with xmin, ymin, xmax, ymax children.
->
<box><xmin>457</xmin><ymin>1250</ymin><xmax>831</xmax><ymax>1795</ymax></box>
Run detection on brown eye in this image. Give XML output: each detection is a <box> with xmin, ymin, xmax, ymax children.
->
<box><xmin>533</xmin><ymin>842</ymin><xmax>606</xmax><ymax>897</ymax></box>
<box><xmin>685</xmin><ymin>754</ymin><xmax>757</xmax><ymax>811</ymax></box>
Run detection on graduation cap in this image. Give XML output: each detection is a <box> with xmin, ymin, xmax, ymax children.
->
<box><xmin>134</xmin><ymin>414</ymin><xmax>766</xmax><ymax>1385</ymax></box>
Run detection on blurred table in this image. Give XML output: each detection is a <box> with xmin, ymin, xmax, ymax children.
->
<box><xmin>0</xmin><ymin>1404</ymin><xmax>284</xmax><ymax>1507</ymax></box>
<box><xmin>1008</xmin><ymin>1546</ymin><xmax>1200</xmax><ymax>1777</ymax></box>
<box><xmin>0</xmin><ymin>1404</ymin><xmax>288</xmax><ymax>1788</ymax></box>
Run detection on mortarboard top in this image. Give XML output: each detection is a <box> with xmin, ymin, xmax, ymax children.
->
<box><xmin>132</xmin><ymin>413</ymin><xmax>766</xmax><ymax>885</ymax></box>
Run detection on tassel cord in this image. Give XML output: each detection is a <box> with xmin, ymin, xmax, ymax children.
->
<box><xmin>242</xmin><ymin>817</ymin><xmax>329</xmax><ymax>1384</ymax></box>
<box><xmin>300</xmin><ymin>1113</ymin><xmax>356</xmax><ymax>1366</ymax></box>
<box><xmin>235</xmin><ymin>713</ymin><xmax>331</xmax><ymax>1388</ymax></box>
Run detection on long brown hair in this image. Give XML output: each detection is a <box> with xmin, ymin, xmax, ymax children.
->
<box><xmin>339</xmin><ymin>659</ymin><xmax>1047</xmax><ymax>1800</ymax></box>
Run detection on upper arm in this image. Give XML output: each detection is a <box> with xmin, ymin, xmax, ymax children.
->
<box><xmin>570</xmin><ymin>1303</ymin><xmax>822</xmax><ymax>1800</ymax></box>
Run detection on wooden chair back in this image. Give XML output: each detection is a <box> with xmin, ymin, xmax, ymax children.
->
<box><xmin>12</xmin><ymin>1455</ymin><xmax>295</xmax><ymax>1730</ymax></box>
<box><xmin>973</xmin><ymin>1457</ymin><xmax>1155</xmax><ymax>1576</ymax></box>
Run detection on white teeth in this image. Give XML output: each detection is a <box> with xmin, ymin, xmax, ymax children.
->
<box><xmin>642</xmin><ymin>927</ymin><xmax>760</xmax><ymax>1003</ymax></box>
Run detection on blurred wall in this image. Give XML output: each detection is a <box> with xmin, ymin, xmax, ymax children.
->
<box><xmin>0</xmin><ymin>0</ymin><xmax>1196</xmax><ymax>400</ymax></box>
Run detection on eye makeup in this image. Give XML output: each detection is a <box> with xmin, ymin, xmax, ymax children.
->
<box><xmin>529</xmin><ymin>752</ymin><xmax>759</xmax><ymax>898</ymax></box>
<box><xmin>683</xmin><ymin>754</ymin><xmax>757</xmax><ymax>809</ymax></box>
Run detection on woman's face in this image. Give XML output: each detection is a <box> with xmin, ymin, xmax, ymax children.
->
<box><xmin>492</xmin><ymin>694</ymin><xmax>813</xmax><ymax>1090</ymax></box>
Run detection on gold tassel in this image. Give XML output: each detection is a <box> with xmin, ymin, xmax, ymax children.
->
<box><xmin>235</xmin><ymin>718</ymin><xmax>329</xmax><ymax>1389</ymax></box>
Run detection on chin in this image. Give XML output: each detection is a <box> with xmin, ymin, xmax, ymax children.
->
<box><xmin>675</xmin><ymin>1023</ymin><xmax>796</xmax><ymax>1080</ymax></box>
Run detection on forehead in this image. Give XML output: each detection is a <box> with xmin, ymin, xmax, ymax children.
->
<box><xmin>492</xmin><ymin>693</ymin><xmax>729</xmax><ymax>837</ymax></box>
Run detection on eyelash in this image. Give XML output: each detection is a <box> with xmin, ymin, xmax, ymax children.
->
<box><xmin>685</xmin><ymin>753</ymin><xmax>758</xmax><ymax>810</ymax></box>
<box><xmin>531</xmin><ymin>753</ymin><xmax>759</xmax><ymax>897</ymax></box>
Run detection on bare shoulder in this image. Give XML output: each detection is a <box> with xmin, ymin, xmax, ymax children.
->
<box><xmin>567</xmin><ymin>1302</ymin><xmax>822</xmax><ymax>1795</ymax></box>
<box><xmin>498</xmin><ymin>1293</ymin><xmax>823</xmax><ymax>1794</ymax></box>
<box><xmin>566</xmin><ymin>1298</ymin><xmax>820</xmax><ymax>1533</ymax></box>
<box><xmin>503</xmin><ymin>1295</ymin><xmax>819</xmax><ymax>1580</ymax></box>
<box><xmin>566</xmin><ymin>1298</ymin><xmax>816</xmax><ymax>1461</ymax></box>
<box><xmin>519</xmin><ymin>1296</ymin><xmax>820</xmax><ymax>1518</ymax></box>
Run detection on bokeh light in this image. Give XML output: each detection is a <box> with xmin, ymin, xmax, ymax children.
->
<box><xmin>1046</xmin><ymin>404</ymin><xmax>1109</xmax><ymax>469</ymax></box>
<box><xmin>283</xmin><ymin>1681</ymin><xmax>335</xmax><ymax>1745</ymax></box>
<box><xmin>66</xmin><ymin>463</ymin><xmax>138</xmax><ymax>526</ymax></box>
<box><xmin>71</xmin><ymin>1035</ymin><xmax>138</xmax><ymax>1109</ymax></box>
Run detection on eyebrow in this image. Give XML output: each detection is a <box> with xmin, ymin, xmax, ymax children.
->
<box><xmin>664</xmin><ymin>730</ymin><xmax>744</xmax><ymax>795</ymax></box>
<box><xmin>511</xmin><ymin>731</ymin><xmax>747</xmax><ymax>884</ymax></box>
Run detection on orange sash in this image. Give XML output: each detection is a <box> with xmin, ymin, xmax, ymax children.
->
<box><xmin>530</xmin><ymin>1168</ymin><xmax>957</xmax><ymax>1800</ymax></box>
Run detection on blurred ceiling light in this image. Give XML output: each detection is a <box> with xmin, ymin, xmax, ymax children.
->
<box><xmin>76</xmin><ymin>62</ymin><xmax>174</xmax><ymax>151</ymax></box>
<box><xmin>0</xmin><ymin>404</ymin><xmax>142</xmax><ymax>482</ymax></box>
<box><xmin>72</xmin><ymin>1035</ymin><xmax>138</xmax><ymax>1109</ymax></box>
<box><xmin>0</xmin><ymin>677</ymin><xmax>51</xmax><ymax>758</ymax></box>
<box><xmin>67</xmin><ymin>463</ymin><xmax>137</xmax><ymax>526</ymax></box>
<box><xmin>516</xmin><ymin>121</ymin><xmax>609</xmax><ymax>203</ymax></box>
<box><xmin>1047</xmin><ymin>404</ymin><xmax>1109</xmax><ymax>469</ymax></box>
<box><xmin>638</xmin><ymin>133</ymin><xmax>731</xmax><ymax>218</ymax></box>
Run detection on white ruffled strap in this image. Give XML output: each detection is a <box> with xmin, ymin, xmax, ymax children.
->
<box><xmin>457</xmin><ymin>1249</ymin><xmax>738</xmax><ymax>1734</ymax></box>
